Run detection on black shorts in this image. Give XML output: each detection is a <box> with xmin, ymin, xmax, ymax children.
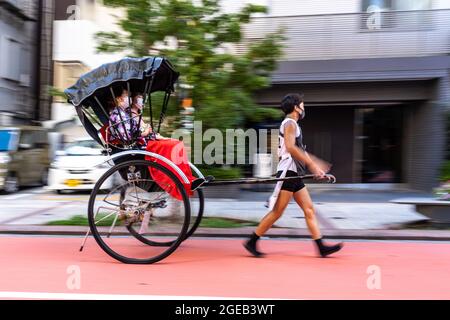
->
<box><xmin>276</xmin><ymin>170</ymin><xmax>305</xmax><ymax>193</ymax></box>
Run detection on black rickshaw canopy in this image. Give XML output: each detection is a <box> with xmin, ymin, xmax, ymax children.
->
<box><xmin>65</xmin><ymin>56</ymin><xmax>179</xmax><ymax>107</ymax></box>
<box><xmin>64</xmin><ymin>56</ymin><xmax>180</xmax><ymax>147</ymax></box>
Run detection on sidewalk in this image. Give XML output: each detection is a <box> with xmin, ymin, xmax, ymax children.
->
<box><xmin>203</xmin><ymin>187</ymin><xmax>431</xmax><ymax>230</ymax></box>
<box><xmin>1</xmin><ymin>187</ymin><xmax>447</xmax><ymax>240</ymax></box>
<box><xmin>1</xmin><ymin>225</ymin><xmax>449</xmax><ymax>241</ymax></box>
<box><xmin>203</xmin><ymin>199</ymin><xmax>427</xmax><ymax>230</ymax></box>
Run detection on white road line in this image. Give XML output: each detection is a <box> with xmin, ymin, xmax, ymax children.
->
<box><xmin>0</xmin><ymin>291</ymin><xmax>278</xmax><ymax>300</ymax></box>
<box><xmin>2</xmin><ymin>193</ymin><xmax>33</xmax><ymax>201</ymax></box>
<box><xmin>0</xmin><ymin>204</ymin><xmax>64</xmax><ymax>208</ymax></box>
<box><xmin>31</xmin><ymin>189</ymin><xmax>48</xmax><ymax>194</ymax></box>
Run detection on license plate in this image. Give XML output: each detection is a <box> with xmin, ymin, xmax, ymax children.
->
<box><xmin>65</xmin><ymin>179</ymin><xmax>81</xmax><ymax>187</ymax></box>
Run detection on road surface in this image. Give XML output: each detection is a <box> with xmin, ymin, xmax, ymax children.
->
<box><xmin>0</xmin><ymin>236</ymin><xmax>449</xmax><ymax>299</ymax></box>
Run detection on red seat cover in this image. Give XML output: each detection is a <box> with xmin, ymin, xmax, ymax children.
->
<box><xmin>145</xmin><ymin>139</ymin><xmax>195</xmax><ymax>200</ymax></box>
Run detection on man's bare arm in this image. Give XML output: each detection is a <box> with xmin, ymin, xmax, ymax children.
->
<box><xmin>284</xmin><ymin>122</ymin><xmax>313</xmax><ymax>166</ymax></box>
<box><xmin>284</xmin><ymin>122</ymin><xmax>328</xmax><ymax>177</ymax></box>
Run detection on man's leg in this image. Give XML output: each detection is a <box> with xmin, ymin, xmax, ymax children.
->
<box><xmin>292</xmin><ymin>187</ymin><xmax>321</xmax><ymax>239</ymax></box>
<box><xmin>244</xmin><ymin>190</ymin><xmax>293</xmax><ymax>257</ymax></box>
<box><xmin>293</xmin><ymin>187</ymin><xmax>343</xmax><ymax>258</ymax></box>
<box><xmin>256</xmin><ymin>190</ymin><xmax>293</xmax><ymax>236</ymax></box>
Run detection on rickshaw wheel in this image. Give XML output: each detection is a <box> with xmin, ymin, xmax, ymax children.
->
<box><xmin>88</xmin><ymin>159</ymin><xmax>190</xmax><ymax>264</ymax></box>
<box><xmin>126</xmin><ymin>188</ymin><xmax>204</xmax><ymax>246</ymax></box>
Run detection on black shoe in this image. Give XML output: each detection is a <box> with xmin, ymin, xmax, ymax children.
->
<box><xmin>243</xmin><ymin>239</ymin><xmax>265</xmax><ymax>258</ymax></box>
<box><xmin>317</xmin><ymin>242</ymin><xmax>343</xmax><ymax>258</ymax></box>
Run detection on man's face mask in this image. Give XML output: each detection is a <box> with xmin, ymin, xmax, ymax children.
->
<box><xmin>297</xmin><ymin>105</ymin><xmax>306</xmax><ymax>121</ymax></box>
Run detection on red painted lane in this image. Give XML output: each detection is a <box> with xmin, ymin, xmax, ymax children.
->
<box><xmin>0</xmin><ymin>236</ymin><xmax>449</xmax><ymax>299</ymax></box>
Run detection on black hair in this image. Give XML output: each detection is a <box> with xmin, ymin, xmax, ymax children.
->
<box><xmin>280</xmin><ymin>93</ymin><xmax>304</xmax><ymax>115</ymax></box>
<box><xmin>131</xmin><ymin>92</ymin><xmax>143</xmax><ymax>99</ymax></box>
<box><xmin>112</xmin><ymin>85</ymin><xmax>127</xmax><ymax>99</ymax></box>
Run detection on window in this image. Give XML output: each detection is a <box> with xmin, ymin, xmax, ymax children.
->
<box><xmin>19</xmin><ymin>130</ymin><xmax>34</xmax><ymax>147</ymax></box>
<box><xmin>19</xmin><ymin>48</ymin><xmax>31</xmax><ymax>87</ymax></box>
<box><xmin>34</xmin><ymin>131</ymin><xmax>49</xmax><ymax>149</ymax></box>
<box><xmin>393</xmin><ymin>0</ymin><xmax>431</xmax><ymax>11</ymax></box>
<box><xmin>361</xmin><ymin>0</ymin><xmax>394</xmax><ymax>30</ymax></box>
<box><xmin>0</xmin><ymin>37</ymin><xmax>21</xmax><ymax>81</ymax></box>
<box><xmin>362</xmin><ymin>0</ymin><xmax>431</xmax><ymax>12</ymax></box>
<box><xmin>360</xmin><ymin>0</ymin><xmax>432</xmax><ymax>31</ymax></box>
<box><xmin>64</xmin><ymin>139</ymin><xmax>102</xmax><ymax>156</ymax></box>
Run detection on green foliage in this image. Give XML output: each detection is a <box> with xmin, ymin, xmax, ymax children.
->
<box><xmin>199</xmin><ymin>217</ymin><xmax>258</xmax><ymax>228</ymax></box>
<box><xmin>440</xmin><ymin>160</ymin><xmax>450</xmax><ymax>182</ymax></box>
<box><xmin>197</xmin><ymin>165</ymin><xmax>243</xmax><ymax>179</ymax></box>
<box><xmin>441</xmin><ymin>111</ymin><xmax>450</xmax><ymax>182</ymax></box>
<box><xmin>446</xmin><ymin>111</ymin><xmax>450</xmax><ymax>160</ymax></box>
<box><xmin>47</xmin><ymin>214</ymin><xmax>257</xmax><ymax>228</ymax></box>
<box><xmin>48</xmin><ymin>86</ymin><xmax>67</xmax><ymax>99</ymax></box>
<box><xmin>46</xmin><ymin>214</ymin><xmax>115</xmax><ymax>226</ymax></box>
<box><xmin>96</xmin><ymin>0</ymin><xmax>285</xmax><ymax>131</ymax></box>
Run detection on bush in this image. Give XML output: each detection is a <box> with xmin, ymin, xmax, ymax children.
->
<box><xmin>440</xmin><ymin>161</ymin><xmax>450</xmax><ymax>182</ymax></box>
<box><xmin>197</xmin><ymin>166</ymin><xmax>243</xmax><ymax>180</ymax></box>
<box><xmin>446</xmin><ymin>111</ymin><xmax>450</xmax><ymax>160</ymax></box>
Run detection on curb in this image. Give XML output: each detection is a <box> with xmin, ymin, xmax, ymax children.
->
<box><xmin>0</xmin><ymin>225</ymin><xmax>449</xmax><ymax>241</ymax></box>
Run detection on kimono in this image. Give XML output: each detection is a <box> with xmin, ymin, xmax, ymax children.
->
<box><xmin>108</xmin><ymin>107</ymin><xmax>139</xmax><ymax>143</ymax></box>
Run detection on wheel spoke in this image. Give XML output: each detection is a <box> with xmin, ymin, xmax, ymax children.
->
<box><xmin>95</xmin><ymin>212</ymin><xmax>117</xmax><ymax>225</ymax></box>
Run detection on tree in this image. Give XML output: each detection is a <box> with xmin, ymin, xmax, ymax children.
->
<box><xmin>96</xmin><ymin>0</ymin><xmax>284</xmax><ymax>132</ymax></box>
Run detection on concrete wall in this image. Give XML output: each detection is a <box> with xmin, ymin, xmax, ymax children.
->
<box><xmin>53</xmin><ymin>0</ymin><xmax>127</xmax><ymax>69</ymax></box>
<box><xmin>404</xmin><ymin>98</ymin><xmax>446</xmax><ymax>190</ymax></box>
<box><xmin>0</xmin><ymin>4</ymin><xmax>35</xmax><ymax>122</ymax></box>
<box><xmin>221</xmin><ymin>0</ymin><xmax>359</xmax><ymax>15</ymax></box>
<box><xmin>239</xmin><ymin>10</ymin><xmax>450</xmax><ymax>61</ymax></box>
<box><xmin>0</xmin><ymin>0</ymin><xmax>54</xmax><ymax>125</ymax></box>
<box><xmin>222</xmin><ymin>0</ymin><xmax>450</xmax><ymax>16</ymax></box>
<box><xmin>256</xmin><ymin>81</ymin><xmax>435</xmax><ymax>105</ymax></box>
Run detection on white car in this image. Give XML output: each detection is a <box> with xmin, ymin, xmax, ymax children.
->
<box><xmin>48</xmin><ymin>139</ymin><xmax>115</xmax><ymax>193</ymax></box>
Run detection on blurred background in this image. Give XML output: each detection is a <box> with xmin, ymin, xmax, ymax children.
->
<box><xmin>0</xmin><ymin>0</ymin><xmax>449</xmax><ymax>231</ymax></box>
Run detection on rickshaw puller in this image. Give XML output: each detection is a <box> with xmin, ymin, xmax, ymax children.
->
<box><xmin>243</xmin><ymin>93</ymin><xmax>343</xmax><ymax>258</ymax></box>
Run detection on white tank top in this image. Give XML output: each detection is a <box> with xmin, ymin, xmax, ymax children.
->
<box><xmin>277</xmin><ymin>118</ymin><xmax>301</xmax><ymax>172</ymax></box>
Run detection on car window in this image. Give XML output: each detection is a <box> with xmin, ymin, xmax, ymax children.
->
<box><xmin>64</xmin><ymin>140</ymin><xmax>102</xmax><ymax>156</ymax></box>
<box><xmin>34</xmin><ymin>130</ymin><xmax>48</xmax><ymax>148</ymax></box>
<box><xmin>19</xmin><ymin>130</ymin><xmax>34</xmax><ymax>147</ymax></box>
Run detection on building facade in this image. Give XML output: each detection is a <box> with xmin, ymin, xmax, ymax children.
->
<box><xmin>52</xmin><ymin>0</ymin><xmax>125</xmax><ymax>127</ymax></box>
<box><xmin>0</xmin><ymin>0</ymin><xmax>54</xmax><ymax>126</ymax></box>
<box><xmin>235</xmin><ymin>0</ymin><xmax>450</xmax><ymax>191</ymax></box>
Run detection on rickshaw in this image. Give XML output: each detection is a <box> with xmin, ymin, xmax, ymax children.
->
<box><xmin>65</xmin><ymin>56</ymin><xmax>336</xmax><ymax>265</ymax></box>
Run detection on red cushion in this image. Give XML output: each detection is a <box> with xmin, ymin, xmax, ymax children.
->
<box><xmin>145</xmin><ymin>139</ymin><xmax>195</xmax><ymax>200</ymax></box>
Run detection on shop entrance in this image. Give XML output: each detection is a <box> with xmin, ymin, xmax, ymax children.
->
<box><xmin>359</xmin><ymin>106</ymin><xmax>404</xmax><ymax>183</ymax></box>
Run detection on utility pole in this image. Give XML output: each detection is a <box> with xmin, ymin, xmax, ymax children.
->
<box><xmin>34</xmin><ymin>0</ymin><xmax>43</xmax><ymax>122</ymax></box>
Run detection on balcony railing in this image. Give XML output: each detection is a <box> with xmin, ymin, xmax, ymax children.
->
<box><xmin>238</xmin><ymin>9</ymin><xmax>450</xmax><ymax>61</ymax></box>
